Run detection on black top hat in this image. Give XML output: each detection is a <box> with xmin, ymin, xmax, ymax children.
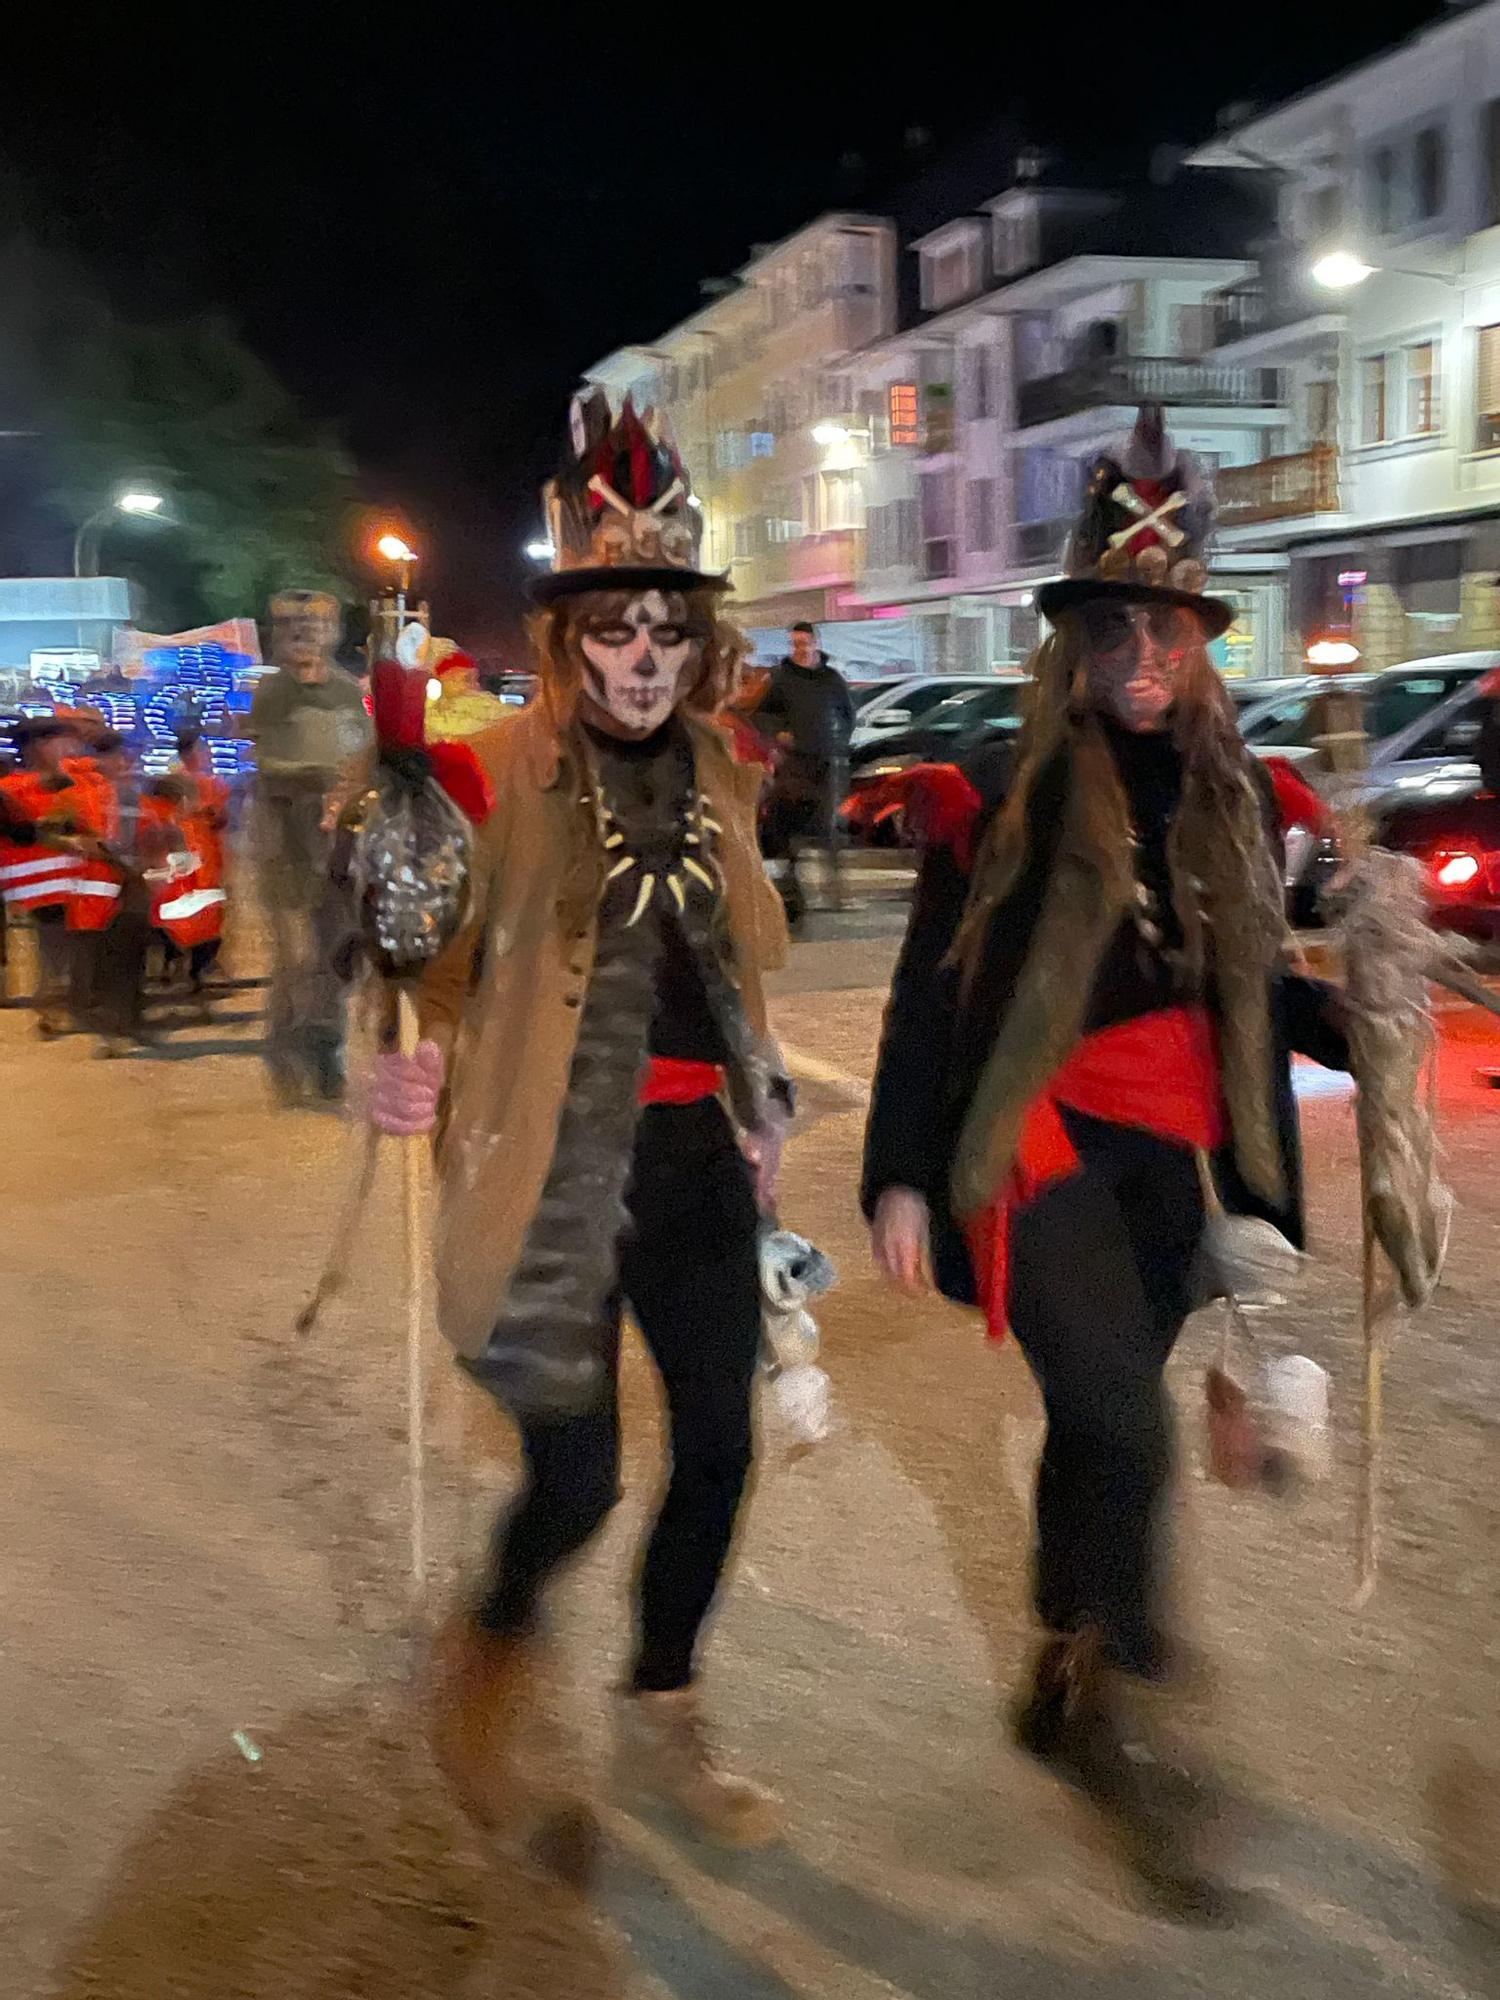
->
<box><xmin>1036</xmin><ymin>405</ymin><xmax>1234</xmax><ymax>640</ymax></box>
<box><xmin>533</xmin><ymin>390</ymin><xmax>728</xmax><ymax>604</ymax></box>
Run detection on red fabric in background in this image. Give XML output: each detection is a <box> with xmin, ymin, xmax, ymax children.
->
<box><xmin>963</xmin><ymin>1006</ymin><xmax>1227</xmax><ymax>1342</ymax></box>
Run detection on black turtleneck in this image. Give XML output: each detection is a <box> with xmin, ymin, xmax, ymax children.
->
<box><xmin>1084</xmin><ymin>720</ymin><xmax>1189</xmax><ymax>1030</ymax></box>
<box><xmin>584</xmin><ymin>719</ymin><xmax>728</xmax><ymax>1065</ymax></box>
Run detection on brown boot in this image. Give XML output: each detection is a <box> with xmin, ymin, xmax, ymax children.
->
<box><xmin>423</xmin><ymin>1614</ymin><xmax>541</xmax><ymax>1833</ymax></box>
<box><xmin>614</xmin><ymin>1688</ymin><xmax>779</xmax><ymax>1849</ymax></box>
<box><xmin>1011</xmin><ymin>1629</ymin><xmax>1234</xmax><ymax>1924</ymax></box>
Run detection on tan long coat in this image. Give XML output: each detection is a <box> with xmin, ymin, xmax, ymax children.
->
<box><xmin>415</xmin><ymin>703</ymin><xmax>788</xmax><ymax>1359</ymax></box>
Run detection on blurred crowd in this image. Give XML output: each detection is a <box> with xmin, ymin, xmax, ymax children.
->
<box><xmin>0</xmin><ymin>711</ymin><xmax>229</xmax><ymax>1058</ymax></box>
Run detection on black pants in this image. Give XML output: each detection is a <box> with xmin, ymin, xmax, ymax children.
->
<box><xmin>476</xmin><ymin>1098</ymin><xmax>764</xmax><ymax>1692</ymax></box>
<box><xmin>90</xmin><ymin>908</ymin><xmax>153</xmax><ymax>1039</ymax></box>
<box><xmin>1007</xmin><ymin>1111</ymin><xmax>1205</xmax><ymax>1680</ymax></box>
<box><xmin>764</xmin><ymin>756</ymin><xmax>846</xmax><ymax>923</ymax></box>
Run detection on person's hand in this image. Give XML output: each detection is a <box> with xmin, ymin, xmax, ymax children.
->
<box><xmin>740</xmin><ymin>1107</ymin><xmax>790</xmax><ymax>1212</ymax></box>
<box><xmin>371</xmin><ymin>1039</ymin><xmax>444</xmax><ymax>1136</ymax></box>
<box><xmin>871</xmin><ymin>1186</ymin><xmax>932</xmax><ymax>1293</ymax></box>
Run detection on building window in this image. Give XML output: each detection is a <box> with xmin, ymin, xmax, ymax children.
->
<box><xmin>962</xmin><ymin>346</ymin><xmax>995</xmax><ymax>420</ymax></box>
<box><xmin>888</xmin><ymin>382</ymin><xmax>920</xmax><ymax>447</ymax></box>
<box><xmin>1395</xmin><ymin>540</ymin><xmax>1461</xmax><ymax>629</ymax></box>
<box><xmin>918</xmin><ymin>471</ymin><xmax>955</xmax><ymax>580</ymax></box>
<box><xmin>1405</xmin><ymin>340</ymin><xmax>1439</xmax><ymax>435</ymax></box>
<box><xmin>1304</xmin><ymin>183</ymin><xmax>1341</xmax><ymax>244</ymax></box>
<box><xmin>1171</xmin><ymin>304</ymin><xmax>1208</xmax><ymax>357</ymax></box>
<box><xmin>821</xmin><ymin>470</ymin><xmax>862</xmax><ymax>533</ymax></box>
<box><xmin>1360</xmin><ymin>353</ymin><xmax>1389</xmax><ymax>445</ymax></box>
<box><xmin>1359</xmin><ymin>344</ymin><xmax>1441</xmax><ymax>446</ymax></box>
<box><xmin>1368</xmin><ymin>145</ymin><xmax>1398</xmax><ymax>234</ymax></box>
<box><xmin>922</xmin><ymin>381</ymin><xmax>956</xmax><ymax>454</ymax></box>
<box><xmin>801</xmin><ymin>473</ymin><xmax>821</xmax><ymax>536</ymax></box>
<box><xmin>921</xmin><ymin>240</ymin><xmax>977</xmax><ymax>312</ymax></box>
<box><xmin>749</xmin><ymin>431</ymin><xmax>775</xmax><ymax>459</ymax></box>
<box><xmin>797</xmin><ymin>257</ymin><xmax>823</xmax><ymax>312</ymax></box>
<box><xmin>966</xmin><ymin>478</ymin><xmax>996</xmax><ymax>553</ymax></box>
<box><xmin>731</xmin><ymin>519</ymin><xmax>755</xmax><ymax>561</ymax></box>
<box><xmin>1414</xmin><ymin>126</ymin><xmax>1446</xmax><ymax>222</ymax></box>
<box><xmin>1477</xmin><ymin>324</ymin><xmax>1500</xmax><ymax>450</ymax></box>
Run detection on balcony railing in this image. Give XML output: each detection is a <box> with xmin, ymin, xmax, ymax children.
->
<box><xmin>1208</xmin><ymin>277</ymin><xmax>1337</xmax><ymax>351</ymax></box>
<box><xmin>787</xmin><ymin>528</ymin><xmax>862</xmax><ymax>588</ymax></box>
<box><xmin>1216</xmin><ymin>445</ymin><xmax>1340</xmax><ymax>526</ymax></box>
<box><xmin>1016</xmin><ymin>355</ymin><xmax>1281</xmax><ymax>430</ymax></box>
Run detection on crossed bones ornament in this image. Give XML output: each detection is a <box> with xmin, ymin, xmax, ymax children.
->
<box><xmin>1107</xmin><ymin>482</ymin><xmax>1188</xmax><ymax>553</ymax></box>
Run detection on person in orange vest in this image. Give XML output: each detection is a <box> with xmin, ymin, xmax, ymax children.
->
<box><xmin>64</xmin><ymin>731</ymin><xmax>181</xmax><ymax>1057</ymax></box>
<box><xmin>0</xmin><ymin>717</ymin><xmax>88</xmax><ymax>1036</ymax></box>
<box><xmin>150</xmin><ymin>728</ymin><xmax>230</xmax><ymax>1004</ymax></box>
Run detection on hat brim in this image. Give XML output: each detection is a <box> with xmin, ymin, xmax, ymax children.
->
<box><xmin>531</xmin><ymin>565</ymin><xmax>731</xmax><ymax>605</ymax></box>
<box><xmin>1036</xmin><ymin>577</ymin><xmax>1235</xmax><ymax>642</ymax></box>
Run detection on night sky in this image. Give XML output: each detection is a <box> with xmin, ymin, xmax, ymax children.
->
<box><xmin>4</xmin><ymin>3</ymin><xmax>1449</xmax><ymax>648</ymax></box>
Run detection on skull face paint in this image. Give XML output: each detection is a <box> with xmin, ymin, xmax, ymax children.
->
<box><xmin>574</xmin><ymin>589</ymin><xmax>700</xmax><ymax>736</ymax></box>
<box><xmin>1080</xmin><ymin>600</ymin><xmax>1199</xmax><ymax>733</ymax></box>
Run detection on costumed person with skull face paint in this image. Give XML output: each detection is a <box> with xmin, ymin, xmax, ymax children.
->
<box><xmin>371</xmin><ymin>393</ymin><xmax>793</xmax><ymax>1848</ymax></box>
<box><xmin>861</xmin><ymin>407</ymin><xmax>1351</xmax><ymax>1918</ymax></box>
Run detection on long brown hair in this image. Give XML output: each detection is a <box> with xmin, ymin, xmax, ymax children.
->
<box><xmin>953</xmin><ymin>612</ymin><xmax>1285</xmax><ymax>985</ymax></box>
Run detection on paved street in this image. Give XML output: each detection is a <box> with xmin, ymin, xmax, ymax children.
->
<box><xmin>2</xmin><ymin>916</ymin><xmax>1499</xmax><ymax>1998</ymax></box>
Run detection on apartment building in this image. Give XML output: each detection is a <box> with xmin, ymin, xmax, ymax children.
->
<box><xmin>1192</xmin><ymin>0</ymin><xmax>1500</xmax><ymax>670</ymax></box>
<box><xmin>587</xmin><ymin>213</ymin><xmax>907</xmax><ymax>673</ymax></box>
<box><xmin>847</xmin><ymin>166</ymin><xmax>1290</xmax><ymax>677</ymax></box>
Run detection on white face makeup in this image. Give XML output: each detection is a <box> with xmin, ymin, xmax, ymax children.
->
<box><xmin>576</xmin><ymin>589</ymin><xmax>699</xmax><ymax>736</ymax></box>
<box><xmin>1080</xmin><ymin>600</ymin><xmax>1198</xmax><ymax>733</ymax></box>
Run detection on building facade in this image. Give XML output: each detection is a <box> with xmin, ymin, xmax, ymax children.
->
<box><xmin>1193</xmin><ymin>0</ymin><xmax>1500</xmax><ymax>671</ymax></box>
<box><xmin>849</xmin><ymin>170</ymin><xmax>1287</xmax><ymax>676</ymax></box>
<box><xmin>587</xmin><ymin>213</ymin><xmax>914</xmax><ymax>675</ymax></box>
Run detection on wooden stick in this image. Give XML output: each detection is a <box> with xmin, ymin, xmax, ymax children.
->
<box><xmin>294</xmin><ymin>1122</ymin><xmax>381</xmax><ymax>1335</ymax></box>
<box><xmin>1353</xmin><ymin>1214</ymin><xmax>1383</xmax><ymax>1607</ymax></box>
<box><xmin>398</xmin><ymin>986</ymin><xmax>428</xmax><ymax>1602</ymax></box>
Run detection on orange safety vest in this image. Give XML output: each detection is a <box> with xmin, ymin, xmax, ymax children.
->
<box><xmin>150</xmin><ymin>771</ymin><xmax>228</xmax><ymax>947</ymax></box>
<box><xmin>64</xmin><ymin>761</ymin><xmax>128</xmax><ymax>932</ymax></box>
<box><xmin>0</xmin><ymin>770</ymin><xmax>84</xmax><ymax>913</ymax></box>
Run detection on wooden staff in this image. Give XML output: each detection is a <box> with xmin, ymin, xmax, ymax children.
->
<box><xmin>397</xmin><ymin>985</ymin><xmax>428</xmax><ymax>1600</ymax></box>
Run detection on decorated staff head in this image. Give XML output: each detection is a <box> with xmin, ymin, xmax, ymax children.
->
<box><xmin>339</xmin><ymin>620</ymin><xmax>493</xmax><ymax>982</ymax></box>
<box><xmin>1037</xmin><ymin>404</ymin><xmax>1233</xmax><ymax>735</ymax></box>
<box><xmin>530</xmin><ymin>390</ymin><xmax>743</xmax><ymax>737</ymax></box>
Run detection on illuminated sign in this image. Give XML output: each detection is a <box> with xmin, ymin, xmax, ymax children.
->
<box><xmin>888</xmin><ymin>383</ymin><xmax>919</xmax><ymax>447</ymax></box>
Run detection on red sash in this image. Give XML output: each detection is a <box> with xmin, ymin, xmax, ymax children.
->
<box><xmin>964</xmin><ymin>1006</ymin><xmax>1226</xmax><ymax>1342</ymax></box>
<box><xmin>638</xmin><ymin>1057</ymin><xmax>725</xmax><ymax>1106</ymax></box>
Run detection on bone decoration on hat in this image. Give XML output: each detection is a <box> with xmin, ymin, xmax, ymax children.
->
<box><xmin>1065</xmin><ymin>401</ymin><xmax>1215</xmax><ymax>597</ymax></box>
<box><xmin>534</xmin><ymin>388</ymin><xmax>727</xmax><ymax>601</ymax></box>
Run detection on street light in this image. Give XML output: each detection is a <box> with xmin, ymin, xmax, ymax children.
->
<box><xmin>812</xmin><ymin>423</ymin><xmax>850</xmax><ymax>447</ymax></box>
<box><xmin>73</xmin><ymin>488</ymin><xmax>168</xmax><ymax>578</ymax></box>
<box><xmin>1310</xmin><ymin>250</ymin><xmax>1376</xmax><ymax>292</ymax></box>
<box><xmin>524</xmin><ymin>537</ymin><xmax>556</xmax><ymax>563</ymax></box>
<box><xmin>1309</xmin><ymin>247</ymin><xmax>1458</xmax><ymax>292</ymax></box>
<box><xmin>375</xmin><ymin>531</ymin><xmax>418</xmax><ymax>595</ymax></box>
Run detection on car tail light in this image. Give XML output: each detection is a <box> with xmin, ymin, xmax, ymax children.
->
<box><xmin>1428</xmin><ymin>846</ymin><xmax>1498</xmax><ymax>897</ymax></box>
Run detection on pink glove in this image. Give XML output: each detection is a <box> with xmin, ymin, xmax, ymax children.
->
<box><xmin>371</xmin><ymin>1039</ymin><xmax>445</xmax><ymax>1136</ymax></box>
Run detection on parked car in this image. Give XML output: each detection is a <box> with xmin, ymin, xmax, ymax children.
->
<box><xmin>1239</xmin><ymin>656</ymin><xmax>1495</xmax><ymax>786</ymax></box>
<box><xmin>848</xmin><ymin>675</ymin><xmax>1003</xmax><ymax>751</ymax></box>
